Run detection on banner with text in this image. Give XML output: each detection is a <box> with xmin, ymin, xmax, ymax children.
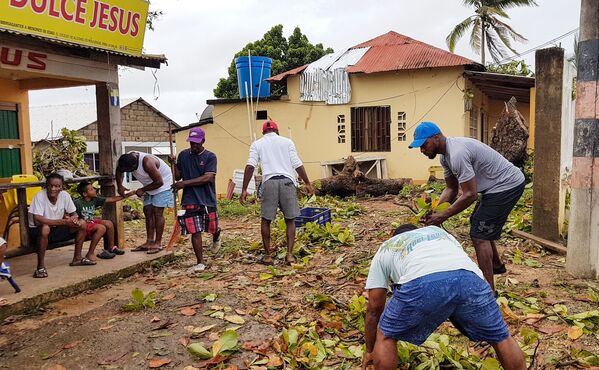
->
<box><xmin>0</xmin><ymin>0</ymin><xmax>149</xmax><ymax>57</ymax></box>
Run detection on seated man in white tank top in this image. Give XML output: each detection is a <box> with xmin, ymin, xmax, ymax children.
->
<box><xmin>116</xmin><ymin>151</ymin><xmax>174</xmax><ymax>253</ymax></box>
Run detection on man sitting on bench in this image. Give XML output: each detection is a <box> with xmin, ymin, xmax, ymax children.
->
<box><xmin>29</xmin><ymin>173</ymin><xmax>92</xmax><ymax>279</ymax></box>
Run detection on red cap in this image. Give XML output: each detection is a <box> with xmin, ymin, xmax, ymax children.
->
<box><xmin>262</xmin><ymin>120</ymin><xmax>278</xmax><ymax>132</ymax></box>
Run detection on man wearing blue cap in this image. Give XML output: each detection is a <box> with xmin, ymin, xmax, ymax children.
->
<box><xmin>408</xmin><ymin>122</ymin><xmax>525</xmax><ymax>291</ymax></box>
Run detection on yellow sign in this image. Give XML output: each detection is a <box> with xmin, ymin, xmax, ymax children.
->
<box><xmin>0</xmin><ymin>0</ymin><xmax>149</xmax><ymax>57</ymax></box>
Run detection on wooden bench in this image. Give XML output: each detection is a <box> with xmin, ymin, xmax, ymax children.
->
<box><xmin>1</xmin><ymin>175</ymin><xmax>112</xmax><ymax>258</ymax></box>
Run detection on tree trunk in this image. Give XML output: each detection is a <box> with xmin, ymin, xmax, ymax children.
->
<box><xmin>316</xmin><ymin>156</ymin><xmax>410</xmax><ymax>197</ymax></box>
<box><xmin>481</xmin><ymin>19</ymin><xmax>486</xmax><ymax>65</ymax></box>
<box><xmin>490</xmin><ymin>97</ymin><xmax>529</xmax><ymax>168</ymax></box>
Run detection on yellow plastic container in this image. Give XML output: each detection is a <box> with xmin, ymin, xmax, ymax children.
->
<box><xmin>3</xmin><ymin>175</ymin><xmax>42</xmax><ymax>211</ymax></box>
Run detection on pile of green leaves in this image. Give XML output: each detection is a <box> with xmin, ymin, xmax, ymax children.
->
<box><xmin>33</xmin><ymin>128</ymin><xmax>91</xmax><ymax>180</ymax></box>
<box><xmin>217</xmin><ymin>196</ymin><xmax>259</xmax><ymax>217</ymax></box>
<box><xmin>122</xmin><ymin>288</ymin><xmax>157</xmax><ymax>312</ymax></box>
<box><xmin>301</xmin><ymin>195</ymin><xmax>364</xmax><ymax>220</ymax></box>
<box><xmin>187</xmin><ymin>330</ymin><xmax>239</xmax><ymax>360</ymax></box>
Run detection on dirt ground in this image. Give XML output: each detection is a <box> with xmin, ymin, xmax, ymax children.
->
<box><xmin>0</xmin><ymin>197</ymin><xmax>597</xmax><ymax>370</ymax></box>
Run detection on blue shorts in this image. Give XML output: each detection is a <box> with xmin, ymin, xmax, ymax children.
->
<box><xmin>143</xmin><ymin>189</ymin><xmax>174</xmax><ymax>208</ymax></box>
<box><xmin>378</xmin><ymin>270</ymin><xmax>509</xmax><ymax>345</ymax></box>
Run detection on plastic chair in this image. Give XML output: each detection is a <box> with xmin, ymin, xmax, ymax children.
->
<box><xmin>1</xmin><ymin>174</ymin><xmax>42</xmax><ymax>240</ymax></box>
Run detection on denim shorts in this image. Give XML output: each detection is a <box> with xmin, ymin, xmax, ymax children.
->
<box><xmin>378</xmin><ymin>269</ymin><xmax>509</xmax><ymax>345</ymax></box>
<box><xmin>143</xmin><ymin>189</ymin><xmax>174</xmax><ymax>208</ymax></box>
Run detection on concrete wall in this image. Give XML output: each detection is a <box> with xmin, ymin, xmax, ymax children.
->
<box><xmin>176</xmin><ymin>67</ymin><xmax>471</xmax><ymax>194</ymax></box>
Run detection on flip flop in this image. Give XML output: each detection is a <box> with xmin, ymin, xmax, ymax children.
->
<box><xmin>147</xmin><ymin>246</ymin><xmax>164</xmax><ymax>255</ymax></box>
<box><xmin>70</xmin><ymin>258</ymin><xmax>97</xmax><ymax>266</ymax></box>
<box><xmin>131</xmin><ymin>246</ymin><xmax>150</xmax><ymax>252</ymax></box>
<box><xmin>33</xmin><ymin>267</ymin><xmax>48</xmax><ymax>278</ymax></box>
<box><xmin>493</xmin><ymin>263</ymin><xmax>507</xmax><ymax>275</ymax></box>
<box><xmin>259</xmin><ymin>255</ymin><xmax>274</xmax><ymax>265</ymax></box>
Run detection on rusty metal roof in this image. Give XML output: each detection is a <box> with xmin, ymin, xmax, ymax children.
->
<box><xmin>0</xmin><ymin>27</ymin><xmax>167</xmax><ymax>66</ymax></box>
<box><xmin>269</xmin><ymin>31</ymin><xmax>482</xmax><ymax>81</ymax></box>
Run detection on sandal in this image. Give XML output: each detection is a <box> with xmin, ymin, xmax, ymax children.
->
<box><xmin>33</xmin><ymin>267</ymin><xmax>48</xmax><ymax>278</ymax></box>
<box><xmin>97</xmin><ymin>250</ymin><xmax>116</xmax><ymax>259</ymax></box>
<box><xmin>109</xmin><ymin>246</ymin><xmax>125</xmax><ymax>255</ymax></box>
<box><xmin>493</xmin><ymin>263</ymin><xmax>507</xmax><ymax>275</ymax></box>
<box><xmin>147</xmin><ymin>246</ymin><xmax>164</xmax><ymax>255</ymax></box>
<box><xmin>259</xmin><ymin>255</ymin><xmax>274</xmax><ymax>265</ymax></box>
<box><xmin>131</xmin><ymin>246</ymin><xmax>150</xmax><ymax>252</ymax></box>
<box><xmin>70</xmin><ymin>258</ymin><xmax>97</xmax><ymax>266</ymax></box>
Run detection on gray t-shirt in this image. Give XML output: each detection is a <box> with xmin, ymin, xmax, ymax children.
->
<box><xmin>440</xmin><ymin>137</ymin><xmax>524</xmax><ymax>194</ymax></box>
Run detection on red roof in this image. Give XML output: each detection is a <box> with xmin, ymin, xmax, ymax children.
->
<box><xmin>269</xmin><ymin>31</ymin><xmax>481</xmax><ymax>81</ymax></box>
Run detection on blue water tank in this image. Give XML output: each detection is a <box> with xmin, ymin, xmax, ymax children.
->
<box><xmin>235</xmin><ymin>56</ymin><xmax>272</xmax><ymax>98</ymax></box>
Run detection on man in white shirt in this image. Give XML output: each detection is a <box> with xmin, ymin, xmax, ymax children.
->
<box><xmin>362</xmin><ymin>224</ymin><xmax>525</xmax><ymax>370</ymax></box>
<box><xmin>240</xmin><ymin>120</ymin><xmax>313</xmax><ymax>265</ymax></box>
<box><xmin>29</xmin><ymin>173</ymin><xmax>90</xmax><ymax>278</ymax></box>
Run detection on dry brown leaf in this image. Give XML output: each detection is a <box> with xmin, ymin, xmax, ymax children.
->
<box><xmin>182</xmin><ymin>367</ymin><xmax>200</xmax><ymax>370</ymax></box>
<box><xmin>223</xmin><ymin>366</ymin><xmax>239</xmax><ymax>370</ymax></box>
<box><xmin>178</xmin><ymin>337</ymin><xmax>190</xmax><ymax>347</ymax></box>
<box><xmin>567</xmin><ymin>326</ymin><xmax>583</xmax><ymax>340</ymax></box>
<box><xmin>208</xmin><ymin>332</ymin><xmax>220</xmax><ymax>341</ymax></box>
<box><xmin>235</xmin><ymin>309</ymin><xmax>247</xmax><ymax>315</ymax></box>
<box><xmin>266</xmin><ymin>353</ymin><xmax>283</xmax><ymax>367</ymax></box>
<box><xmin>180</xmin><ymin>307</ymin><xmax>197</xmax><ymax>316</ymax></box>
<box><xmin>47</xmin><ymin>366</ymin><xmax>67</xmax><ymax>370</ymax></box>
<box><xmin>537</xmin><ymin>324</ymin><xmax>567</xmax><ymax>335</ymax></box>
<box><xmin>162</xmin><ymin>294</ymin><xmax>175</xmax><ymax>301</ymax></box>
<box><xmin>63</xmin><ymin>340</ymin><xmax>82</xmax><ymax>349</ymax></box>
<box><xmin>149</xmin><ymin>358</ymin><xmax>172</xmax><ymax>368</ymax></box>
<box><xmin>99</xmin><ymin>325</ymin><xmax>114</xmax><ymax>331</ymax></box>
<box><xmin>224</xmin><ymin>315</ymin><xmax>245</xmax><ymax>324</ymax></box>
<box><xmin>151</xmin><ymin>316</ymin><xmax>161</xmax><ymax>323</ymax></box>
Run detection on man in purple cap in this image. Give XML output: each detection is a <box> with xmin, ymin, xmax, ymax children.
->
<box><xmin>408</xmin><ymin>122</ymin><xmax>525</xmax><ymax>291</ymax></box>
<box><xmin>170</xmin><ymin>127</ymin><xmax>221</xmax><ymax>273</ymax></box>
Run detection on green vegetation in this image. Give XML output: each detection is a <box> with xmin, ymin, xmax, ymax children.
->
<box><xmin>122</xmin><ymin>288</ymin><xmax>157</xmax><ymax>312</ymax></box>
<box><xmin>217</xmin><ymin>196</ymin><xmax>259</xmax><ymax>217</ymax></box>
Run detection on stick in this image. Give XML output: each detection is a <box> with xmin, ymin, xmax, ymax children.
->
<box><xmin>510</xmin><ymin>230</ymin><xmax>567</xmax><ymax>255</ymax></box>
<box><xmin>166</xmin><ymin>123</ymin><xmax>181</xmax><ymax>252</ymax></box>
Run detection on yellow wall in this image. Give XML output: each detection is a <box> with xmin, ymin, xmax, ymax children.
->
<box><xmin>177</xmin><ymin>67</ymin><xmax>472</xmax><ymax>194</ymax></box>
<box><xmin>0</xmin><ymin>78</ymin><xmax>33</xmax><ymax>249</ymax></box>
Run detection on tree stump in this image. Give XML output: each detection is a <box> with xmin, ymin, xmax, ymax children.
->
<box><xmin>317</xmin><ymin>156</ymin><xmax>410</xmax><ymax>197</ymax></box>
<box><xmin>490</xmin><ymin>97</ymin><xmax>529</xmax><ymax>168</ymax></box>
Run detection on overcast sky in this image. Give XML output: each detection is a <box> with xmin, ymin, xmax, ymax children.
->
<box><xmin>29</xmin><ymin>0</ymin><xmax>581</xmax><ymax>126</ymax></box>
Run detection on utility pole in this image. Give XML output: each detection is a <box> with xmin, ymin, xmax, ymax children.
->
<box><xmin>566</xmin><ymin>0</ymin><xmax>599</xmax><ymax>277</ymax></box>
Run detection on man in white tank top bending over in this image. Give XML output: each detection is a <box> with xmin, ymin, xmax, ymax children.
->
<box><xmin>116</xmin><ymin>151</ymin><xmax>174</xmax><ymax>253</ymax></box>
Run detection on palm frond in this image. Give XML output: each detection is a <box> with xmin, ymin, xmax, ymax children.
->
<box><xmin>469</xmin><ymin>18</ymin><xmax>482</xmax><ymax>53</ymax></box>
<box><xmin>479</xmin><ymin>5</ymin><xmax>509</xmax><ymax>18</ymax></box>
<box><xmin>446</xmin><ymin>16</ymin><xmax>475</xmax><ymax>52</ymax></box>
<box><xmin>491</xmin><ymin>23</ymin><xmax>518</xmax><ymax>54</ymax></box>
<box><xmin>492</xmin><ymin>17</ymin><xmax>527</xmax><ymax>43</ymax></box>
<box><xmin>485</xmin><ymin>30</ymin><xmax>511</xmax><ymax>63</ymax></box>
<box><xmin>487</xmin><ymin>0</ymin><xmax>538</xmax><ymax>10</ymax></box>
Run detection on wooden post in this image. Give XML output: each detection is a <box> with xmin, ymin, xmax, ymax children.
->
<box><xmin>16</xmin><ymin>187</ymin><xmax>29</xmax><ymax>249</ymax></box>
<box><xmin>95</xmin><ymin>80</ymin><xmax>124</xmax><ymax>249</ymax></box>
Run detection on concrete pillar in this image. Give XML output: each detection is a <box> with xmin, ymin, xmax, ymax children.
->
<box><xmin>566</xmin><ymin>0</ymin><xmax>599</xmax><ymax>278</ymax></box>
<box><xmin>96</xmin><ymin>79</ymin><xmax>125</xmax><ymax>249</ymax></box>
<box><xmin>532</xmin><ymin>48</ymin><xmax>566</xmax><ymax>242</ymax></box>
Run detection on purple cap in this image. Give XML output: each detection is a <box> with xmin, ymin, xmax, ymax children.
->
<box><xmin>187</xmin><ymin>127</ymin><xmax>205</xmax><ymax>143</ymax></box>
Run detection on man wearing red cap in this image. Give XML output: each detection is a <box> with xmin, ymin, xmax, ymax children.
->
<box><xmin>241</xmin><ymin>120</ymin><xmax>313</xmax><ymax>265</ymax></box>
<box><xmin>170</xmin><ymin>127</ymin><xmax>221</xmax><ymax>273</ymax></box>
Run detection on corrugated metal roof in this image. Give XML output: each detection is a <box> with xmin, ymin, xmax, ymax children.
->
<box><xmin>269</xmin><ymin>31</ymin><xmax>482</xmax><ymax>81</ymax></box>
<box><xmin>0</xmin><ymin>28</ymin><xmax>166</xmax><ymax>63</ymax></box>
<box><xmin>347</xmin><ymin>31</ymin><xmax>480</xmax><ymax>73</ymax></box>
<box><xmin>29</xmin><ymin>98</ymin><xmax>136</xmax><ymax>141</ymax></box>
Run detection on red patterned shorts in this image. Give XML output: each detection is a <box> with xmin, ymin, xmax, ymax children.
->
<box><xmin>177</xmin><ymin>205</ymin><xmax>218</xmax><ymax>235</ymax></box>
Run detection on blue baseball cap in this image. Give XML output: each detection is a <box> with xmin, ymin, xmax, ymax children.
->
<box><xmin>408</xmin><ymin>122</ymin><xmax>441</xmax><ymax>149</ymax></box>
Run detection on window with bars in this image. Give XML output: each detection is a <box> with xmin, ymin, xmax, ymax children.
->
<box><xmin>337</xmin><ymin>115</ymin><xmax>346</xmax><ymax>143</ymax></box>
<box><xmin>397</xmin><ymin>112</ymin><xmax>407</xmax><ymax>141</ymax></box>
<box><xmin>351</xmin><ymin>106</ymin><xmax>391</xmax><ymax>152</ymax></box>
<box><xmin>469</xmin><ymin>106</ymin><xmax>479</xmax><ymax>139</ymax></box>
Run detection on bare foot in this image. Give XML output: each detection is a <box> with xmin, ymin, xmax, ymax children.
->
<box><xmin>285</xmin><ymin>255</ymin><xmax>296</xmax><ymax>265</ymax></box>
<box><xmin>146</xmin><ymin>243</ymin><xmax>164</xmax><ymax>254</ymax></box>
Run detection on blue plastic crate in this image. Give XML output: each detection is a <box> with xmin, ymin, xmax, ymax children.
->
<box><xmin>295</xmin><ymin>207</ymin><xmax>331</xmax><ymax>227</ymax></box>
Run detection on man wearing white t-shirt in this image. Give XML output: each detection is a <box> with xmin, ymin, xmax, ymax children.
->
<box><xmin>29</xmin><ymin>173</ymin><xmax>90</xmax><ymax>278</ymax></box>
<box><xmin>362</xmin><ymin>224</ymin><xmax>525</xmax><ymax>370</ymax></box>
<box><xmin>240</xmin><ymin>120</ymin><xmax>313</xmax><ymax>265</ymax></box>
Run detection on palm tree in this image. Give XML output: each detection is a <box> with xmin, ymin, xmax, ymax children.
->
<box><xmin>446</xmin><ymin>0</ymin><xmax>538</xmax><ymax>65</ymax></box>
